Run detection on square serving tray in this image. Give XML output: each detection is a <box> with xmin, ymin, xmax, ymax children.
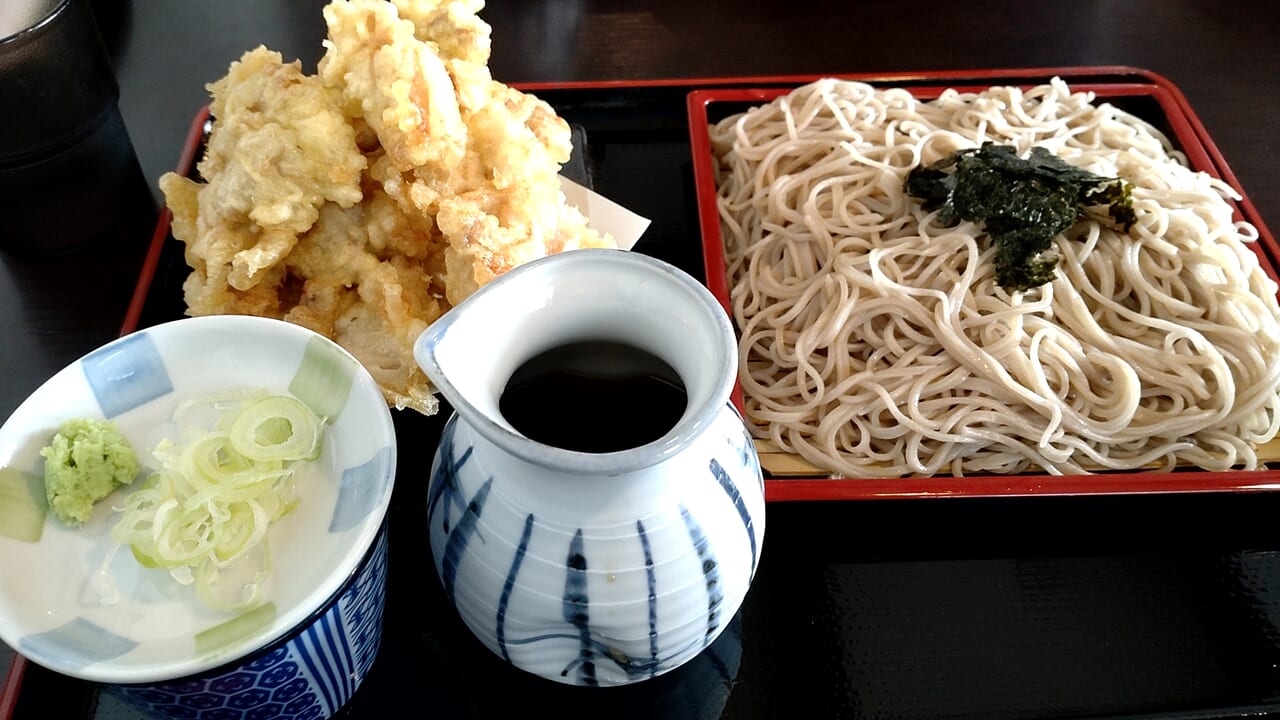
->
<box><xmin>687</xmin><ymin>68</ymin><xmax>1280</xmax><ymax>501</ymax></box>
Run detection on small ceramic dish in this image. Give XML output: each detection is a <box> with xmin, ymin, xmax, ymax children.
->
<box><xmin>0</xmin><ymin>316</ymin><xmax>396</xmax><ymax>701</ymax></box>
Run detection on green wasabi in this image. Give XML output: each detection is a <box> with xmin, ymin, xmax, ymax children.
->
<box><xmin>40</xmin><ymin>418</ymin><xmax>139</xmax><ymax>526</ymax></box>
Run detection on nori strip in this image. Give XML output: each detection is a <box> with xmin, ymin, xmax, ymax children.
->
<box><xmin>905</xmin><ymin>143</ymin><xmax>1135</xmax><ymax>292</ymax></box>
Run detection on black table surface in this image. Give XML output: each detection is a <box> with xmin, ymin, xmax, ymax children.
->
<box><xmin>5</xmin><ymin>2</ymin><xmax>1280</xmax><ymax>719</ymax></box>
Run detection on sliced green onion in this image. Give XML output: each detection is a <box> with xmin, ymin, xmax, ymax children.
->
<box><xmin>110</xmin><ymin>391</ymin><xmax>325</xmax><ymax>612</ymax></box>
<box><xmin>131</xmin><ymin>544</ymin><xmax>158</xmax><ymax>569</ymax></box>
<box><xmin>153</xmin><ymin>505</ymin><xmax>219</xmax><ymax>567</ymax></box>
<box><xmin>188</xmin><ymin>434</ymin><xmax>261</xmax><ymax>486</ymax></box>
<box><xmin>229</xmin><ymin>396</ymin><xmax>322</xmax><ymax>462</ymax></box>
<box><xmin>211</xmin><ymin>501</ymin><xmax>269</xmax><ymax>566</ymax></box>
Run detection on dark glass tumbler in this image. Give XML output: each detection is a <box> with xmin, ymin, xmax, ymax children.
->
<box><xmin>0</xmin><ymin>0</ymin><xmax>151</xmax><ymax>255</ymax></box>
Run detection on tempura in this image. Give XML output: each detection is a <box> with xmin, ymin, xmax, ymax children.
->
<box><xmin>161</xmin><ymin>0</ymin><xmax>615</xmax><ymax>415</ymax></box>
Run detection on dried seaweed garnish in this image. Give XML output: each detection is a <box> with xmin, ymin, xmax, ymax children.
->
<box><xmin>905</xmin><ymin>143</ymin><xmax>1136</xmax><ymax>292</ymax></box>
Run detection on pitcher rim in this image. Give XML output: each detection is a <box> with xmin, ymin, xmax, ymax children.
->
<box><xmin>415</xmin><ymin>249</ymin><xmax>738</xmax><ymax>476</ymax></box>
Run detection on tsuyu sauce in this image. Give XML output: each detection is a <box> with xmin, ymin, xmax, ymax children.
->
<box><xmin>499</xmin><ymin>340</ymin><xmax>687</xmax><ymax>453</ymax></box>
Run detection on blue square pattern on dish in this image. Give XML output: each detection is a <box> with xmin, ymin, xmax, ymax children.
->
<box><xmin>20</xmin><ymin>617</ymin><xmax>138</xmax><ymax>670</ymax></box>
<box><xmin>329</xmin><ymin>446</ymin><xmax>393</xmax><ymax>533</ymax></box>
<box><xmin>82</xmin><ymin>332</ymin><xmax>174</xmax><ymax>418</ymax></box>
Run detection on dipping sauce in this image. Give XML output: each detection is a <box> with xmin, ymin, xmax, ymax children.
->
<box><xmin>499</xmin><ymin>340</ymin><xmax>687</xmax><ymax>453</ymax></box>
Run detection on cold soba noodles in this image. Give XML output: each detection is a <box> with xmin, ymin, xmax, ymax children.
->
<box><xmin>710</xmin><ymin>78</ymin><xmax>1280</xmax><ymax>476</ymax></box>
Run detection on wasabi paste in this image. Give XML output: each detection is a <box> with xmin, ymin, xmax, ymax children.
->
<box><xmin>40</xmin><ymin>418</ymin><xmax>138</xmax><ymax>526</ymax></box>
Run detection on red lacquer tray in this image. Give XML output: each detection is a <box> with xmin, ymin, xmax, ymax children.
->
<box><xmin>687</xmin><ymin>68</ymin><xmax>1280</xmax><ymax>502</ymax></box>
<box><xmin>9</xmin><ymin>66</ymin><xmax>1280</xmax><ymax>720</ymax></box>
<box><xmin>0</xmin><ymin>652</ymin><xmax>21</xmax><ymax>720</ymax></box>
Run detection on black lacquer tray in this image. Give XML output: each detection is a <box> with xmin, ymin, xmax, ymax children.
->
<box><xmin>11</xmin><ymin>69</ymin><xmax>1280</xmax><ymax>720</ymax></box>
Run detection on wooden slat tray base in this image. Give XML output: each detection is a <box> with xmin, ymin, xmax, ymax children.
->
<box><xmin>757</xmin><ymin>437</ymin><xmax>1280</xmax><ymax>478</ymax></box>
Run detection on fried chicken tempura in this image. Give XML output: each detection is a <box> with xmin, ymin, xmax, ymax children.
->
<box><xmin>160</xmin><ymin>0</ymin><xmax>615</xmax><ymax>415</ymax></box>
<box><xmin>161</xmin><ymin>47</ymin><xmax>366</xmax><ymax>306</ymax></box>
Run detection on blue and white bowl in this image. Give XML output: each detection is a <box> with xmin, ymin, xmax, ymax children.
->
<box><xmin>0</xmin><ymin>315</ymin><xmax>397</xmax><ymax>718</ymax></box>
<box><xmin>108</xmin><ymin>522</ymin><xmax>389</xmax><ymax>720</ymax></box>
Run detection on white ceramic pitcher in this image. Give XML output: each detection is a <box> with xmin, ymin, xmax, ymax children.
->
<box><xmin>413</xmin><ymin>248</ymin><xmax>765</xmax><ymax>687</ymax></box>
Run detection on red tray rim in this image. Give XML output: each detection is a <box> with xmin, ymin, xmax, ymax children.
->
<box><xmin>0</xmin><ymin>652</ymin><xmax>23</xmax><ymax>720</ymax></box>
<box><xmin>685</xmin><ymin>69</ymin><xmax>1280</xmax><ymax>502</ymax></box>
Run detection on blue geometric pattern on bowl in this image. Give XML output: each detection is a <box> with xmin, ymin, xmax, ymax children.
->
<box><xmin>0</xmin><ymin>467</ymin><xmax>46</xmax><ymax>543</ymax></box>
<box><xmin>19</xmin><ymin>617</ymin><xmax>138</xmax><ymax>669</ymax></box>
<box><xmin>329</xmin><ymin>446</ymin><xmax>394</xmax><ymax>533</ymax></box>
<box><xmin>289</xmin><ymin>337</ymin><xmax>357</xmax><ymax>421</ymax></box>
<box><xmin>81</xmin><ymin>331</ymin><xmax>173</xmax><ymax>418</ymax></box>
<box><xmin>110</xmin><ymin>524</ymin><xmax>389</xmax><ymax>720</ymax></box>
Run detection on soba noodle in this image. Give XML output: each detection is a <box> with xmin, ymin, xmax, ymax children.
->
<box><xmin>711</xmin><ymin>78</ymin><xmax>1280</xmax><ymax>476</ymax></box>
